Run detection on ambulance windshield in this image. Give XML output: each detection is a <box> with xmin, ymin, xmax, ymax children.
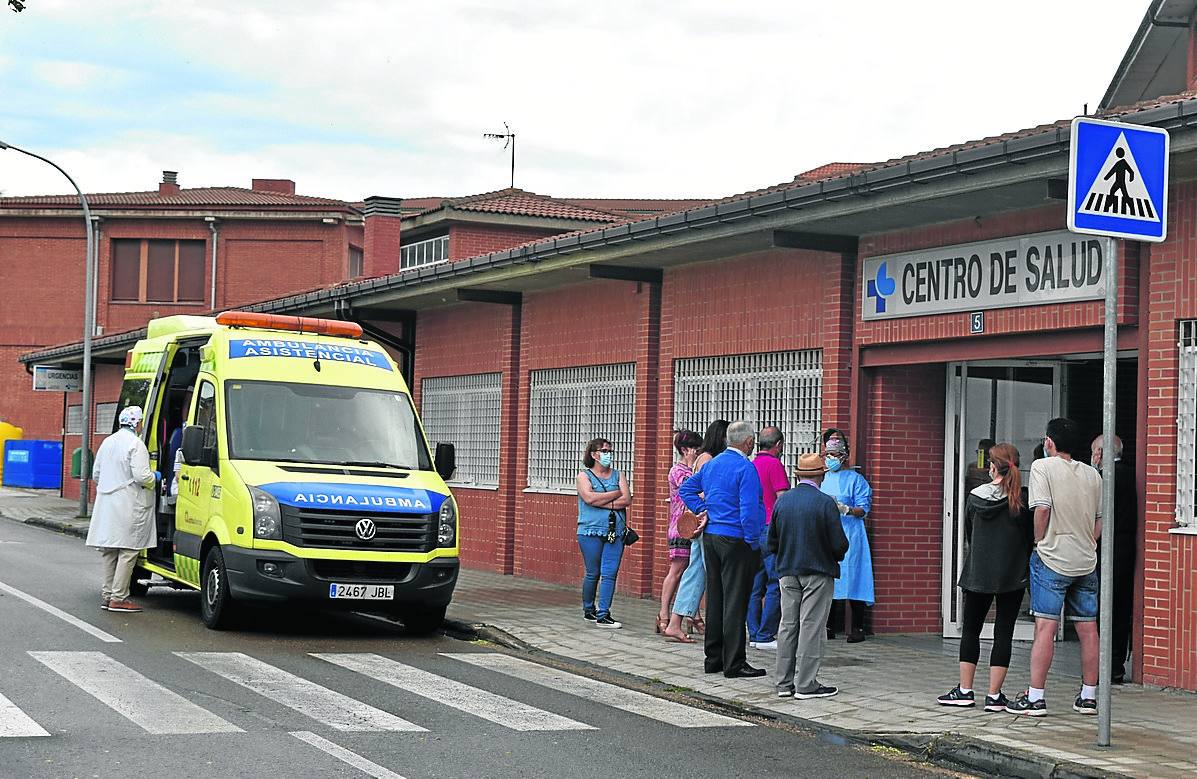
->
<box><xmin>224</xmin><ymin>380</ymin><xmax>432</xmax><ymax>470</ymax></box>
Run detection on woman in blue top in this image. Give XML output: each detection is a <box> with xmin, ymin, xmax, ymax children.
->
<box><xmin>819</xmin><ymin>429</ymin><xmax>874</xmax><ymax>643</ymax></box>
<box><xmin>576</xmin><ymin>437</ymin><xmax>633</xmax><ymax>628</ymax></box>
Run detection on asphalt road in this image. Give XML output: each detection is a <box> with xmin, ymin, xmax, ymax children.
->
<box><xmin>0</xmin><ymin>519</ymin><xmax>966</xmax><ymax>779</ymax></box>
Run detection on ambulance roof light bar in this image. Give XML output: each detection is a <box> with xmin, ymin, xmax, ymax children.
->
<box><xmin>215</xmin><ymin>311</ymin><xmax>363</xmax><ymax>339</ymax></box>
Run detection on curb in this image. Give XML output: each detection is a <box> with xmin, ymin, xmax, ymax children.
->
<box><xmin>0</xmin><ymin>509</ymin><xmax>89</xmax><ymax>539</ymax></box>
<box><xmin>444</xmin><ymin>619</ymin><xmax>1127</xmax><ymax>779</ymax></box>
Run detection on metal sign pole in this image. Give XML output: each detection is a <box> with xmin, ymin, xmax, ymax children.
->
<box><xmin>1096</xmin><ymin>242</ymin><xmax>1118</xmax><ymax>747</ymax></box>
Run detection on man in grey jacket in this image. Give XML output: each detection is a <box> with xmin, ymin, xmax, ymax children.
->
<box><xmin>768</xmin><ymin>452</ymin><xmax>849</xmax><ymax>699</ymax></box>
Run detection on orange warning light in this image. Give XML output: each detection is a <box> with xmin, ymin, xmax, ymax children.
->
<box><xmin>215</xmin><ymin>311</ymin><xmax>363</xmax><ymax>339</ymax></box>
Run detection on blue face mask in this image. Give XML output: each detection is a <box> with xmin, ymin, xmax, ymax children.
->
<box><xmin>598</xmin><ymin>452</ymin><xmax>613</xmax><ymax>468</ymax></box>
<box><xmin>825</xmin><ymin>456</ymin><xmax>842</xmax><ymax>472</ymax></box>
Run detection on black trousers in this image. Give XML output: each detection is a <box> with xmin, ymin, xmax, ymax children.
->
<box><xmin>959</xmin><ymin>588</ymin><xmax>1024</xmax><ymax>668</ymax></box>
<box><xmin>1111</xmin><ymin>545</ymin><xmax>1135</xmax><ymax>677</ymax></box>
<box><xmin>703</xmin><ymin>534</ymin><xmax>758</xmax><ymax>673</ymax></box>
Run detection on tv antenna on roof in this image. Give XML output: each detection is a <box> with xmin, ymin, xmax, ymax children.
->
<box><xmin>483</xmin><ymin>122</ymin><xmax>516</xmax><ymax>188</ymax></box>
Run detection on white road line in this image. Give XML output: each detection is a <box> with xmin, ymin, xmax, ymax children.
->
<box><xmin>0</xmin><ymin>692</ymin><xmax>50</xmax><ymax>737</ymax></box>
<box><xmin>176</xmin><ymin>652</ymin><xmax>424</xmax><ymax>732</ymax></box>
<box><xmin>444</xmin><ymin>653</ymin><xmax>754</xmax><ymax>729</ymax></box>
<box><xmin>290</xmin><ymin>731</ymin><xmax>408</xmax><ymax>779</ymax></box>
<box><xmin>0</xmin><ymin>580</ymin><xmax>121</xmax><ymax>643</ymax></box>
<box><xmin>313</xmin><ymin>653</ymin><xmax>595</xmax><ymax>732</ymax></box>
<box><xmin>28</xmin><ymin>651</ymin><xmax>241</xmax><ymax>734</ymax></box>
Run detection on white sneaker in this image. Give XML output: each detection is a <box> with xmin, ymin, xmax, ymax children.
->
<box><xmin>754</xmin><ymin>640</ymin><xmax>778</xmax><ymax>650</ymax></box>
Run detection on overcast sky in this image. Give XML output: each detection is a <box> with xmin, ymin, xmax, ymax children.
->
<box><xmin>0</xmin><ymin>1</ymin><xmax>1150</xmax><ymax>202</ymax></box>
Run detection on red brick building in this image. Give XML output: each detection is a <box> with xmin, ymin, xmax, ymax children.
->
<box><xmin>17</xmin><ymin>5</ymin><xmax>1197</xmax><ymax>692</ymax></box>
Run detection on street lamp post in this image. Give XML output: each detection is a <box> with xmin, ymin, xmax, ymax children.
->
<box><xmin>0</xmin><ymin>141</ymin><xmax>97</xmax><ymax>517</ymax></box>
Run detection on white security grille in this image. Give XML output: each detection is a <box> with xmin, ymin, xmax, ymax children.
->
<box><xmin>65</xmin><ymin>404</ymin><xmax>82</xmax><ymax>436</ymax></box>
<box><xmin>528</xmin><ymin>364</ymin><xmax>635</xmax><ymax>491</ymax></box>
<box><xmin>1178</xmin><ymin>321</ymin><xmax>1197</xmax><ymax>527</ymax></box>
<box><xmin>401</xmin><ymin>236</ymin><xmax>449</xmax><ymax>271</ymax></box>
<box><xmin>95</xmin><ymin>402</ymin><xmax>118</xmax><ymax>434</ymax></box>
<box><xmin>674</xmin><ymin>350</ymin><xmax>823</xmax><ymax>455</ymax></box>
<box><xmin>421</xmin><ymin>373</ymin><xmax>502</xmax><ymax>488</ymax></box>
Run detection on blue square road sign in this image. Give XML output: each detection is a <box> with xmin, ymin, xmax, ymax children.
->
<box><xmin>1068</xmin><ymin>117</ymin><xmax>1169</xmax><ymax>243</ymax></box>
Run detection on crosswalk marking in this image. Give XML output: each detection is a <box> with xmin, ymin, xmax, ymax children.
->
<box><xmin>291</xmin><ymin>731</ymin><xmax>408</xmax><ymax>779</ymax></box>
<box><xmin>29</xmin><ymin>651</ymin><xmax>241</xmax><ymax>734</ymax></box>
<box><xmin>0</xmin><ymin>692</ymin><xmax>50</xmax><ymax>737</ymax></box>
<box><xmin>176</xmin><ymin>652</ymin><xmax>424</xmax><ymax>732</ymax></box>
<box><xmin>444</xmin><ymin>653</ymin><xmax>754</xmax><ymax>728</ymax></box>
<box><xmin>313</xmin><ymin>653</ymin><xmax>595</xmax><ymax>732</ymax></box>
<box><xmin>0</xmin><ymin>580</ymin><xmax>121</xmax><ymax>643</ymax></box>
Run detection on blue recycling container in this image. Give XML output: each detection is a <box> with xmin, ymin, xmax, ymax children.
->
<box><xmin>2</xmin><ymin>440</ymin><xmax>63</xmax><ymax>489</ymax></box>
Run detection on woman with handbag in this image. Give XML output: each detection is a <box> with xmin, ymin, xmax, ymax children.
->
<box><xmin>662</xmin><ymin>419</ymin><xmax>727</xmax><ymax>641</ymax></box>
<box><xmin>576</xmin><ymin>437</ymin><xmax>633</xmax><ymax>628</ymax></box>
<box><xmin>657</xmin><ymin>429</ymin><xmax>704</xmax><ymax>640</ymax></box>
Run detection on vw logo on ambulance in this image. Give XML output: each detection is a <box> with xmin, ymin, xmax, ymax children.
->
<box><xmin>354</xmin><ymin>518</ymin><xmax>377</xmax><ymax>541</ymax></box>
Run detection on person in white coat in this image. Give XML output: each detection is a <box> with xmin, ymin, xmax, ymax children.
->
<box><xmin>86</xmin><ymin>406</ymin><xmax>157</xmax><ymax>613</ymax></box>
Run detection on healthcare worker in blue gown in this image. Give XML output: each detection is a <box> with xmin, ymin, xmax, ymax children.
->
<box><xmin>819</xmin><ymin>429</ymin><xmax>874</xmax><ymax>643</ymax></box>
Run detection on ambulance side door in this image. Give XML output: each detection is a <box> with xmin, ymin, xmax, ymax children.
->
<box><xmin>177</xmin><ymin>379</ymin><xmax>218</xmax><ymax>543</ymax></box>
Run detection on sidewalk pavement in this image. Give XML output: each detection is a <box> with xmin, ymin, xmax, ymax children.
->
<box><xmin>4</xmin><ymin>486</ymin><xmax>1196</xmax><ymax>778</ymax></box>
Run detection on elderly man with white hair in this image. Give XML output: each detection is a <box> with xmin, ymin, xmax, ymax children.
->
<box><xmin>86</xmin><ymin>406</ymin><xmax>158</xmax><ymax>613</ymax></box>
<box><xmin>1091</xmin><ymin>433</ymin><xmax>1137</xmax><ymax>683</ymax></box>
<box><xmin>680</xmin><ymin>420</ymin><xmax>767</xmax><ymax>678</ymax></box>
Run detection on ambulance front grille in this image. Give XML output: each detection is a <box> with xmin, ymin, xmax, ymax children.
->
<box><xmin>280</xmin><ymin>506</ymin><xmax>436</xmax><ymax>552</ymax></box>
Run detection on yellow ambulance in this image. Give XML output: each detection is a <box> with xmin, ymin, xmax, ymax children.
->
<box><xmin>116</xmin><ymin>311</ymin><xmax>459</xmax><ymax>631</ymax></box>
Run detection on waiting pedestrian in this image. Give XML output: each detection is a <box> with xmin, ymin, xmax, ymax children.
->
<box><xmin>937</xmin><ymin>442</ymin><xmax>1032</xmax><ymax>711</ymax></box>
<box><xmin>1007</xmin><ymin>418</ymin><xmax>1103</xmax><ymax>717</ymax></box>
<box><xmin>748</xmin><ymin>426</ymin><xmax>790</xmax><ymax>651</ymax></box>
<box><xmin>820</xmin><ymin>430</ymin><xmax>873</xmax><ymax>642</ymax></box>
<box><xmin>575</xmin><ymin>437</ymin><xmax>632</xmax><ymax>628</ymax></box>
<box><xmin>771</xmin><ymin>452</ymin><xmax>848</xmax><ymax>699</ymax></box>
<box><xmin>964</xmin><ymin>438</ymin><xmax>997</xmax><ymax>496</ymax></box>
<box><xmin>666</xmin><ymin>419</ymin><xmax>728</xmax><ymax>638</ymax></box>
<box><xmin>658</xmin><ymin>429</ymin><xmax>705</xmax><ymax>643</ymax></box>
<box><xmin>86</xmin><ymin>406</ymin><xmax>158</xmax><ymax>613</ymax></box>
<box><xmin>1091</xmin><ymin>433</ymin><xmax>1136</xmax><ymax>684</ymax></box>
<box><xmin>680</xmin><ymin>420</ymin><xmax>766</xmax><ymax>679</ymax></box>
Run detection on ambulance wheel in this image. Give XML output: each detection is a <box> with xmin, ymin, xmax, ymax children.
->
<box><xmin>200</xmin><ymin>545</ymin><xmax>237</xmax><ymax>630</ymax></box>
<box><xmin>395</xmin><ymin>605</ymin><xmax>446</xmax><ymax>636</ymax></box>
<box><xmin>128</xmin><ymin>567</ymin><xmax>149</xmax><ymax>598</ymax></box>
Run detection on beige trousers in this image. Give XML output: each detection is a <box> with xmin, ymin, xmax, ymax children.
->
<box><xmin>99</xmin><ymin>548</ymin><xmax>140</xmax><ymax>601</ymax></box>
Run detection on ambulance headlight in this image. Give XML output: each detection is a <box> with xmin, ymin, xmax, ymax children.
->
<box><xmin>249</xmin><ymin>486</ymin><xmax>282</xmax><ymax>540</ymax></box>
<box><xmin>437</xmin><ymin>498</ymin><xmax>457</xmax><ymax>547</ymax></box>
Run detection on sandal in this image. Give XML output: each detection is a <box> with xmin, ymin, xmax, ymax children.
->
<box><xmin>655</xmin><ymin>616</ymin><xmax>668</xmax><ymax>634</ymax></box>
<box><xmin>687</xmin><ymin>616</ymin><xmax>705</xmax><ymax>635</ymax></box>
<box><xmin>664</xmin><ymin>632</ymin><xmax>696</xmax><ymax>643</ymax></box>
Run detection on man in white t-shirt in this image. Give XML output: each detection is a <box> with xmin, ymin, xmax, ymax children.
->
<box><xmin>1006</xmin><ymin>418</ymin><xmax>1103</xmax><ymax>718</ymax></box>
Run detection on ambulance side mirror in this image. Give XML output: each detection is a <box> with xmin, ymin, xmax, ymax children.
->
<box><xmin>434</xmin><ymin>442</ymin><xmax>456</xmax><ymax>481</ymax></box>
<box><xmin>181</xmin><ymin>425</ymin><xmax>212</xmax><ymax>468</ymax></box>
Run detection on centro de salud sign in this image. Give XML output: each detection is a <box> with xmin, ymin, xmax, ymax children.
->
<box><xmin>861</xmin><ymin>230</ymin><xmax>1115</xmax><ymax>321</ymax></box>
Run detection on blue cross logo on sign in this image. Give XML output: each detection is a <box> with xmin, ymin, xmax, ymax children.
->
<box><xmin>1068</xmin><ymin>117</ymin><xmax>1169</xmax><ymax>243</ymax></box>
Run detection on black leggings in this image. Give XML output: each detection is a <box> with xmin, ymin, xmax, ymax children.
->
<box><xmin>959</xmin><ymin>589</ymin><xmax>1023</xmax><ymax>668</ymax></box>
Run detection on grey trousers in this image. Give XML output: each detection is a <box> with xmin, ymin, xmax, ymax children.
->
<box><xmin>99</xmin><ymin>548</ymin><xmax>140</xmax><ymax>601</ymax></box>
<box><xmin>775</xmin><ymin>573</ymin><xmax>835</xmax><ymax>693</ymax></box>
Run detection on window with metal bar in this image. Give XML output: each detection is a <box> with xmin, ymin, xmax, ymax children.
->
<box><xmin>65</xmin><ymin>404</ymin><xmax>82</xmax><ymax>436</ymax></box>
<box><xmin>528</xmin><ymin>364</ymin><xmax>635</xmax><ymax>491</ymax></box>
<box><xmin>400</xmin><ymin>235</ymin><xmax>449</xmax><ymax>271</ymax></box>
<box><xmin>94</xmin><ymin>402</ymin><xmax>118</xmax><ymax>435</ymax></box>
<box><xmin>673</xmin><ymin>350</ymin><xmax>823</xmax><ymax>458</ymax></box>
<box><xmin>421</xmin><ymin>373</ymin><xmax>502</xmax><ymax>488</ymax></box>
<box><xmin>1177</xmin><ymin>321</ymin><xmax>1197</xmax><ymax>527</ymax></box>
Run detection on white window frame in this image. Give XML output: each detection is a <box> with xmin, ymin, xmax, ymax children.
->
<box><xmin>95</xmin><ymin>402</ymin><xmax>118</xmax><ymax>434</ymax></box>
<box><xmin>1177</xmin><ymin>320</ymin><xmax>1197</xmax><ymax>529</ymax></box>
<box><xmin>421</xmin><ymin>373</ymin><xmax>502</xmax><ymax>489</ymax></box>
<box><xmin>673</xmin><ymin>350</ymin><xmax>823</xmax><ymax>457</ymax></box>
<box><xmin>400</xmin><ymin>235</ymin><xmax>449</xmax><ymax>271</ymax></box>
<box><xmin>527</xmin><ymin>363</ymin><xmax>635</xmax><ymax>492</ymax></box>
<box><xmin>65</xmin><ymin>404</ymin><xmax>82</xmax><ymax>435</ymax></box>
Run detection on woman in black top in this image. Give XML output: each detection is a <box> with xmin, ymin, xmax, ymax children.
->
<box><xmin>937</xmin><ymin>442</ymin><xmax>1032</xmax><ymax>712</ymax></box>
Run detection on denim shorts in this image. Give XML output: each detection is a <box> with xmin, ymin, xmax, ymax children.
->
<box><xmin>1029</xmin><ymin>551</ymin><xmax>1098</xmax><ymax>622</ymax></box>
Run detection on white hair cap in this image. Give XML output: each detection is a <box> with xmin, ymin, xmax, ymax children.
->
<box><xmin>118</xmin><ymin>406</ymin><xmax>144</xmax><ymax>428</ymax></box>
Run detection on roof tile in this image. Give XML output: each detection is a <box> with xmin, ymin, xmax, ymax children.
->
<box><xmin>0</xmin><ymin>186</ymin><xmax>353</xmax><ymax>210</ymax></box>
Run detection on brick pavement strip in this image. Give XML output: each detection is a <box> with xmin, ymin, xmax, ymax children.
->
<box><xmin>3</xmin><ymin>486</ymin><xmax>1195</xmax><ymax>778</ymax></box>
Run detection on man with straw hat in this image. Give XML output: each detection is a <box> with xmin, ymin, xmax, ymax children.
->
<box><xmin>768</xmin><ymin>452</ymin><xmax>849</xmax><ymax>699</ymax></box>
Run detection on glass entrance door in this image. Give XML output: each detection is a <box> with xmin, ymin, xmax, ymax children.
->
<box><xmin>942</xmin><ymin>362</ymin><xmax>1061</xmax><ymax>640</ymax></box>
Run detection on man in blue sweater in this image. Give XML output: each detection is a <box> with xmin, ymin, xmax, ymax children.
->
<box><xmin>769</xmin><ymin>452</ymin><xmax>849</xmax><ymax>699</ymax></box>
<box><xmin>680</xmin><ymin>420</ymin><xmax>766</xmax><ymax>678</ymax></box>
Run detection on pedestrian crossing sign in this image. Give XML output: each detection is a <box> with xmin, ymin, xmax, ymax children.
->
<box><xmin>1068</xmin><ymin>117</ymin><xmax>1169</xmax><ymax>242</ymax></box>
